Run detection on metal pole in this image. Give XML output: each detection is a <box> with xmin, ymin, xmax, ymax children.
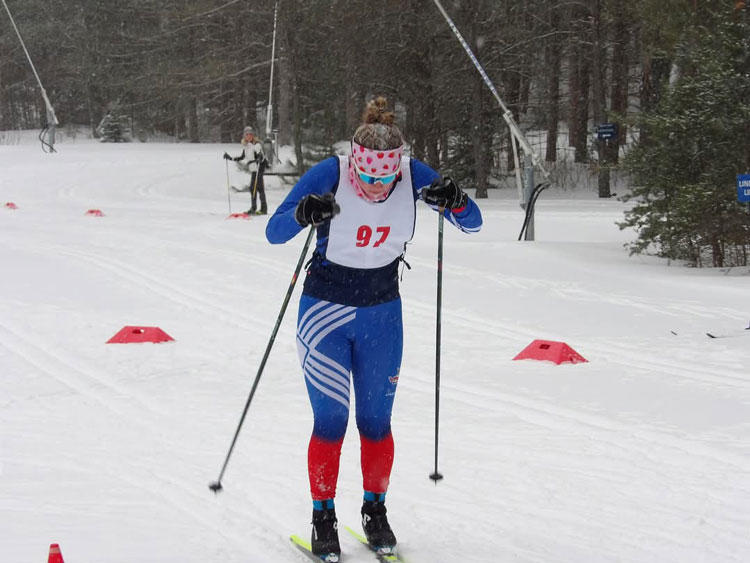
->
<box><xmin>523</xmin><ymin>154</ymin><xmax>535</xmax><ymax>241</ymax></box>
<box><xmin>431</xmin><ymin>0</ymin><xmax>548</xmax><ymax>181</ymax></box>
<box><xmin>265</xmin><ymin>0</ymin><xmax>279</xmax><ymax>139</ymax></box>
<box><xmin>225</xmin><ymin>160</ymin><xmax>232</xmax><ymax>214</ymax></box>
<box><xmin>2</xmin><ymin>0</ymin><xmax>59</xmax><ymax>146</ymax></box>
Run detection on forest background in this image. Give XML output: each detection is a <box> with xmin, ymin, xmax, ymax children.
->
<box><xmin>1</xmin><ymin>0</ymin><xmax>749</xmax><ymax>266</ymax></box>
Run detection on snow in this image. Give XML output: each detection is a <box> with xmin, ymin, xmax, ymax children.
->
<box><xmin>1</xmin><ymin>135</ymin><xmax>749</xmax><ymax>563</ymax></box>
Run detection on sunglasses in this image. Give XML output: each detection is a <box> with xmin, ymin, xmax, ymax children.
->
<box><xmin>357</xmin><ymin>170</ymin><xmax>398</xmax><ymax>185</ymax></box>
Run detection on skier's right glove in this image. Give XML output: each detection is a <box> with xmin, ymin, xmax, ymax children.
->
<box><xmin>294</xmin><ymin>193</ymin><xmax>340</xmax><ymax>227</ymax></box>
<box><xmin>223</xmin><ymin>152</ymin><xmax>232</xmax><ymax>160</ymax></box>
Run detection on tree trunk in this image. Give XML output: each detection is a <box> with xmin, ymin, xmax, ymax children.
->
<box><xmin>544</xmin><ymin>4</ymin><xmax>562</xmax><ymax>162</ymax></box>
<box><xmin>470</xmin><ymin>22</ymin><xmax>489</xmax><ymax>199</ymax></box>
<box><xmin>187</xmin><ymin>95</ymin><xmax>199</xmax><ymax>143</ymax></box>
<box><xmin>278</xmin><ymin>46</ymin><xmax>293</xmax><ymax>146</ymax></box>
<box><xmin>573</xmin><ymin>47</ymin><xmax>591</xmax><ymax>162</ymax></box>
<box><xmin>639</xmin><ymin>30</ymin><xmax>671</xmax><ymax>146</ymax></box>
<box><xmin>609</xmin><ymin>12</ymin><xmax>630</xmax><ymax>159</ymax></box>
<box><xmin>293</xmin><ymin>77</ymin><xmax>304</xmax><ymax>173</ymax></box>
<box><xmin>591</xmin><ymin>0</ymin><xmax>611</xmax><ymax>197</ymax></box>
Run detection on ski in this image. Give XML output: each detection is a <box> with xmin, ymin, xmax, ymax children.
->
<box><xmin>290</xmin><ymin>535</ymin><xmax>340</xmax><ymax>563</ymax></box>
<box><xmin>706</xmin><ymin>328</ymin><xmax>750</xmax><ymax>339</ymax></box>
<box><xmin>343</xmin><ymin>526</ymin><xmax>404</xmax><ymax>563</ymax></box>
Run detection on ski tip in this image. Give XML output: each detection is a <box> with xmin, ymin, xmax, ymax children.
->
<box><xmin>343</xmin><ymin>526</ymin><xmax>402</xmax><ymax>562</ymax></box>
<box><xmin>290</xmin><ymin>535</ymin><xmax>312</xmax><ymax>550</ymax></box>
<box><xmin>706</xmin><ymin>333</ymin><xmax>717</xmax><ymax>338</ymax></box>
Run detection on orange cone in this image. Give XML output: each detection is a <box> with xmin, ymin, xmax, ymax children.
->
<box><xmin>48</xmin><ymin>544</ymin><xmax>64</xmax><ymax>563</ymax></box>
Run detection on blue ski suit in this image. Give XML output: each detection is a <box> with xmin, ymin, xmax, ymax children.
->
<box><xmin>266</xmin><ymin>155</ymin><xmax>482</xmax><ymax>499</ymax></box>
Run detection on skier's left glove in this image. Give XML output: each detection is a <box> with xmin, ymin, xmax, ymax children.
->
<box><xmin>223</xmin><ymin>152</ymin><xmax>232</xmax><ymax>160</ymax></box>
<box><xmin>421</xmin><ymin>177</ymin><xmax>468</xmax><ymax>210</ymax></box>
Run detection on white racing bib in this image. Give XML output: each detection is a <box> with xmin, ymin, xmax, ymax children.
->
<box><xmin>326</xmin><ymin>156</ymin><xmax>416</xmax><ymax>269</ymax></box>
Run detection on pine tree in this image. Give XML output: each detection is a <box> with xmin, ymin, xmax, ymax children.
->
<box><xmin>97</xmin><ymin>106</ymin><xmax>131</xmax><ymax>143</ymax></box>
<box><xmin>620</xmin><ymin>3</ymin><xmax>750</xmax><ymax>267</ymax></box>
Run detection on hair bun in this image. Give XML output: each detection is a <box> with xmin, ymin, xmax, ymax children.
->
<box><xmin>363</xmin><ymin>96</ymin><xmax>395</xmax><ymax>125</ymax></box>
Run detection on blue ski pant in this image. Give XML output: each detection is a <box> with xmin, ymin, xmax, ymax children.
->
<box><xmin>296</xmin><ymin>295</ymin><xmax>403</xmax><ymax>443</ymax></box>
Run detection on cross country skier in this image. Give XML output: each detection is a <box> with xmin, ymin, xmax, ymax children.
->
<box><xmin>266</xmin><ymin>96</ymin><xmax>482</xmax><ymax>561</ymax></box>
<box><xmin>223</xmin><ymin>126</ymin><xmax>268</xmax><ymax>214</ymax></box>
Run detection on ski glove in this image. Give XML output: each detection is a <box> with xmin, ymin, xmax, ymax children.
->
<box><xmin>421</xmin><ymin>177</ymin><xmax>468</xmax><ymax>210</ymax></box>
<box><xmin>295</xmin><ymin>192</ymin><xmax>341</xmax><ymax>227</ymax></box>
<box><xmin>223</xmin><ymin>152</ymin><xmax>232</xmax><ymax>160</ymax></box>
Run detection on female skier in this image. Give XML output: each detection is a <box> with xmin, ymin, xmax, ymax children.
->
<box><xmin>266</xmin><ymin>97</ymin><xmax>482</xmax><ymax>561</ymax></box>
<box><xmin>223</xmin><ymin>126</ymin><xmax>268</xmax><ymax>214</ymax></box>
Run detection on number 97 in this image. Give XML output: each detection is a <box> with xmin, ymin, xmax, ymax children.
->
<box><xmin>356</xmin><ymin>225</ymin><xmax>390</xmax><ymax>247</ymax></box>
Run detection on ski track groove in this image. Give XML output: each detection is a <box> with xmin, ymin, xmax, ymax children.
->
<box><xmin>407</xmin><ymin>296</ymin><xmax>750</xmax><ymax>392</ymax></box>
<box><xmin>0</xmin><ymin>320</ymin><xmax>158</xmax><ymax>416</ymax></box>
<box><xmin>17</xmin><ymin>241</ymin><xmax>279</xmax><ymax>340</ymax></box>
<box><xmin>402</xmin><ymin>378</ymin><xmax>749</xmax><ymax>562</ymax></box>
<box><xmin>407</xmin><ymin>253</ymin><xmax>746</xmax><ymax>322</ymax></box>
<box><xmin>428</xmin><ymin>366</ymin><xmax>750</xmax><ymax>472</ymax></box>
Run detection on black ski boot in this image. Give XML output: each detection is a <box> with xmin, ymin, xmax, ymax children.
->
<box><xmin>361</xmin><ymin>499</ymin><xmax>397</xmax><ymax>554</ymax></box>
<box><xmin>311</xmin><ymin>507</ymin><xmax>340</xmax><ymax>562</ymax></box>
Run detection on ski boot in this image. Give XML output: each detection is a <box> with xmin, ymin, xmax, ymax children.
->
<box><xmin>311</xmin><ymin>507</ymin><xmax>340</xmax><ymax>562</ymax></box>
<box><xmin>361</xmin><ymin>499</ymin><xmax>397</xmax><ymax>555</ymax></box>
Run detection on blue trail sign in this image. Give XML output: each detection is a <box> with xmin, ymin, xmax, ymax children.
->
<box><xmin>597</xmin><ymin>123</ymin><xmax>618</xmax><ymax>140</ymax></box>
<box><xmin>738</xmin><ymin>174</ymin><xmax>750</xmax><ymax>203</ymax></box>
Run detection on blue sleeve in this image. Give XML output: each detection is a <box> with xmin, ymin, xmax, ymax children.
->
<box><xmin>265</xmin><ymin>157</ymin><xmax>340</xmax><ymax>244</ymax></box>
<box><xmin>411</xmin><ymin>159</ymin><xmax>483</xmax><ymax>234</ymax></box>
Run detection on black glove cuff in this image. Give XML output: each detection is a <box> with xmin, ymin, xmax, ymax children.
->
<box><xmin>452</xmin><ymin>190</ymin><xmax>468</xmax><ymax>210</ymax></box>
<box><xmin>294</xmin><ymin>203</ymin><xmax>310</xmax><ymax>227</ymax></box>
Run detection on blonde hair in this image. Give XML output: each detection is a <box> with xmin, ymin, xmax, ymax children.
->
<box><xmin>352</xmin><ymin>96</ymin><xmax>403</xmax><ymax>150</ymax></box>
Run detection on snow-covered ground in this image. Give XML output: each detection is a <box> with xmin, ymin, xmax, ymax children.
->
<box><xmin>1</xmin><ymin>135</ymin><xmax>749</xmax><ymax>563</ymax></box>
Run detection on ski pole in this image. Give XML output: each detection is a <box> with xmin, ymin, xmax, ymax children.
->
<box><xmin>250</xmin><ymin>170</ymin><xmax>260</xmax><ymax>212</ymax></box>
<box><xmin>430</xmin><ymin>210</ymin><xmax>445</xmax><ymax>483</ymax></box>
<box><xmin>225</xmin><ymin>160</ymin><xmax>232</xmax><ymax>214</ymax></box>
<box><xmin>209</xmin><ymin>226</ymin><xmax>316</xmax><ymax>493</ymax></box>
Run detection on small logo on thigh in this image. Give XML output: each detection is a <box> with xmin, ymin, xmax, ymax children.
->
<box><xmin>388</xmin><ymin>375</ymin><xmax>399</xmax><ymax>385</ymax></box>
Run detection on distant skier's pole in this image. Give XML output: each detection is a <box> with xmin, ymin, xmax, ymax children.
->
<box><xmin>430</xmin><ymin>211</ymin><xmax>445</xmax><ymax>483</ymax></box>
<box><xmin>251</xmin><ymin>170</ymin><xmax>260</xmax><ymax>202</ymax></box>
<box><xmin>225</xmin><ymin>160</ymin><xmax>232</xmax><ymax>214</ymax></box>
<box><xmin>209</xmin><ymin>226</ymin><xmax>315</xmax><ymax>494</ymax></box>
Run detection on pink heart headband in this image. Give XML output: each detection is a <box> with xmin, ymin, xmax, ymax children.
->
<box><xmin>350</xmin><ymin>140</ymin><xmax>403</xmax><ymax>178</ymax></box>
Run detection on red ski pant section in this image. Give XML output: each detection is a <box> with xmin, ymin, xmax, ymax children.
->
<box><xmin>308</xmin><ymin>432</ymin><xmax>395</xmax><ymax>499</ymax></box>
<box><xmin>360</xmin><ymin>431</ymin><xmax>394</xmax><ymax>493</ymax></box>
<box><xmin>308</xmin><ymin>435</ymin><xmax>344</xmax><ymax>500</ymax></box>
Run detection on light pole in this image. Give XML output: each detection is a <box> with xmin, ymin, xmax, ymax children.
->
<box><xmin>265</xmin><ymin>1</ymin><xmax>279</xmax><ymax>141</ymax></box>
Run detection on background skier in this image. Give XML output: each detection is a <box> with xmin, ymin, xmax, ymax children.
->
<box><xmin>266</xmin><ymin>96</ymin><xmax>483</xmax><ymax>561</ymax></box>
<box><xmin>223</xmin><ymin>126</ymin><xmax>268</xmax><ymax>215</ymax></box>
